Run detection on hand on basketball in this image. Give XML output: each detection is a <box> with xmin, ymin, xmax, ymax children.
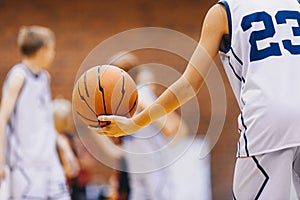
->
<box><xmin>89</xmin><ymin>115</ymin><xmax>141</xmax><ymax>137</ymax></box>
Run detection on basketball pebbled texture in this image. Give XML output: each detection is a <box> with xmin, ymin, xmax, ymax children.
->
<box><xmin>72</xmin><ymin>65</ymin><xmax>138</xmax><ymax>128</ymax></box>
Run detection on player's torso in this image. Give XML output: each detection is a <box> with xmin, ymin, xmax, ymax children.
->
<box><xmin>4</xmin><ymin>64</ymin><xmax>57</xmax><ymax>165</ymax></box>
<box><xmin>219</xmin><ymin>0</ymin><xmax>300</xmax><ymax>156</ymax></box>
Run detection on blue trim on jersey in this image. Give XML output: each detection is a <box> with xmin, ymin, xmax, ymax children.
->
<box><xmin>21</xmin><ymin>63</ymin><xmax>42</xmax><ymax>79</ymax></box>
<box><xmin>228</xmin><ymin>57</ymin><xmax>244</xmax><ymax>82</ymax></box>
<box><xmin>242</xmin><ymin>77</ymin><xmax>245</xmax><ymax>83</ymax></box>
<box><xmin>240</xmin><ymin>112</ymin><xmax>249</xmax><ymax>157</ymax></box>
<box><xmin>232</xmin><ymin>191</ymin><xmax>237</xmax><ymax>200</ymax></box>
<box><xmin>230</xmin><ymin>47</ymin><xmax>243</xmax><ymax>66</ymax></box>
<box><xmin>252</xmin><ymin>156</ymin><xmax>269</xmax><ymax>199</ymax></box>
<box><xmin>237</xmin><ymin>139</ymin><xmax>241</xmax><ymax>157</ymax></box>
<box><xmin>50</xmin><ymin>183</ymin><xmax>70</xmax><ymax>199</ymax></box>
<box><xmin>218</xmin><ymin>0</ymin><xmax>232</xmax><ymax>53</ymax></box>
<box><xmin>20</xmin><ymin>167</ymin><xmax>45</xmax><ymax>199</ymax></box>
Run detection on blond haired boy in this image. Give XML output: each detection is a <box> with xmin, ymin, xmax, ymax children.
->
<box><xmin>0</xmin><ymin>25</ymin><xmax>75</xmax><ymax>199</ymax></box>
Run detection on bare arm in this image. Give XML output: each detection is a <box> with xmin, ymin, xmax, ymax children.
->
<box><xmin>138</xmin><ymin>88</ymin><xmax>189</xmax><ymax>138</ymax></box>
<box><xmin>0</xmin><ymin>70</ymin><xmax>25</xmax><ymax>179</ymax></box>
<box><xmin>56</xmin><ymin>133</ymin><xmax>80</xmax><ymax>178</ymax></box>
<box><xmin>97</xmin><ymin>4</ymin><xmax>228</xmax><ymax>137</ymax></box>
<box><xmin>134</xmin><ymin>4</ymin><xmax>228</xmax><ymax>125</ymax></box>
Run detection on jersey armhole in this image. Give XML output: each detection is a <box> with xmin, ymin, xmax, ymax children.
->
<box><xmin>7</xmin><ymin>68</ymin><xmax>26</xmax><ymax>90</ymax></box>
<box><xmin>218</xmin><ymin>0</ymin><xmax>232</xmax><ymax>53</ymax></box>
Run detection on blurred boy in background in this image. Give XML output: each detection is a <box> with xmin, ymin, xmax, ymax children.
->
<box><xmin>0</xmin><ymin>25</ymin><xmax>76</xmax><ymax>199</ymax></box>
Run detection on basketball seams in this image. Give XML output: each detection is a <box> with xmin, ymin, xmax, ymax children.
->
<box><xmin>73</xmin><ymin>65</ymin><xmax>138</xmax><ymax>127</ymax></box>
<box><xmin>97</xmin><ymin>66</ymin><xmax>111</xmax><ymax>127</ymax></box>
<box><xmin>109</xmin><ymin>69</ymin><xmax>138</xmax><ymax>117</ymax></box>
<box><xmin>114</xmin><ymin>71</ymin><xmax>126</xmax><ymax>115</ymax></box>
<box><xmin>98</xmin><ymin>66</ymin><xmax>108</xmax><ymax>115</ymax></box>
<box><xmin>83</xmin><ymin>72</ymin><xmax>90</xmax><ymax>97</ymax></box>
<box><xmin>77</xmin><ymin>80</ymin><xmax>97</xmax><ymax>116</ymax></box>
<box><xmin>121</xmin><ymin>95</ymin><xmax>138</xmax><ymax>117</ymax></box>
<box><xmin>75</xmin><ymin>111</ymin><xmax>98</xmax><ymax>123</ymax></box>
<box><xmin>74</xmin><ymin>79</ymin><xmax>100</xmax><ymax>127</ymax></box>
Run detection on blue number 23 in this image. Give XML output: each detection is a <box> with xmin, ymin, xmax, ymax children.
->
<box><xmin>241</xmin><ymin>10</ymin><xmax>300</xmax><ymax>62</ymax></box>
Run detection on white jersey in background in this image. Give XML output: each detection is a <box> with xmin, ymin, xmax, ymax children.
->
<box><xmin>2</xmin><ymin>63</ymin><xmax>58</xmax><ymax>166</ymax></box>
<box><xmin>2</xmin><ymin>63</ymin><xmax>69</xmax><ymax>199</ymax></box>
<box><xmin>219</xmin><ymin>0</ymin><xmax>300</xmax><ymax>157</ymax></box>
<box><xmin>122</xmin><ymin>85</ymin><xmax>171</xmax><ymax>200</ymax></box>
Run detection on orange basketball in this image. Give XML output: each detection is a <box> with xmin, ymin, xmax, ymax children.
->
<box><xmin>72</xmin><ymin>65</ymin><xmax>138</xmax><ymax>128</ymax></box>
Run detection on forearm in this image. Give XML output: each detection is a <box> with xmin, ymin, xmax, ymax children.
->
<box><xmin>133</xmin><ymin>73</ymin><xmax>203</xmax><ymax>128</ymax></box>
<box><xmin>56</xmin><ymin>133</ymin><xmax>73</xmax><ymax>156</ymax></box>
<box><xmin>133</xmin><ymin>44</ymin><xmax>212</xmax><ymax>128</ymax></box>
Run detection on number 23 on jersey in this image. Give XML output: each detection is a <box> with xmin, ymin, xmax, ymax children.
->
<box><xmin>241</xmin><ymin>10</ymin><xmax>300</xmax><ymax>62</ymax></box>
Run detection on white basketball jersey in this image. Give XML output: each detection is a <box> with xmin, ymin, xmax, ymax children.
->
<box><xmin>219</xmin><ymin>0</ymin><xmax>300</xmax><ymax>157</ymax></box>
<box><xmin>123</xmin><ymin>85</ymin><xmax>168</xmax><ymax>172</ymax></box>
<box><xmin>122</xmin><ymin>85</ymin><xmax>171</xmax><ymax>200</ymax></box>
<box><xmin>2</xmin><ymin>63</ymin><xmax>58</xmax><ymax>166</ymax></box>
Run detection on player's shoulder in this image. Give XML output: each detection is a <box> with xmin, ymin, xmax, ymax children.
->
<box><xmin>4</xmin><ymin>63</ymin><xmax>26</xmax><ymax>92</ymax></box>
<box><xmin>202</xmin><ymin>3</ymin><xmax>228</xmax><ymax>35</ymax></box>
<box><xmin>7</xmin><ymin>63</ymin><xmax>26</xmax><ymax>82</ymax></box>
<box><xmin>209</xmin><ymin>2</ymin><xmax>227</xmax><ymax>16</ymax></box>
<box><xmin>44</xmin><ymin>70</ymin><xmax>51</xmax><ymax>81</ymax></box>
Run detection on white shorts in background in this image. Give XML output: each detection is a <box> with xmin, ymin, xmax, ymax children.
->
<box><xmin>169</xmin><ymin>137</ymin><xmax>212</xmax><ymax>200</ymax></box>
<box><xmin>10</xmin><ymin>162</ymin><xmax>70</xmax><ymax>200</ymax></box>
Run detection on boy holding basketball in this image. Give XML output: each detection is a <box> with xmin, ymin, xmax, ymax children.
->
<box><xmin>0</xmin><ymin>25</ymin><xmax>75</xmax><ymax>199</ymax></box>
<box><xmin>96</xmin><ymin>0</ymin><xmax>300</xmax><ymax>199</ymax></box>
